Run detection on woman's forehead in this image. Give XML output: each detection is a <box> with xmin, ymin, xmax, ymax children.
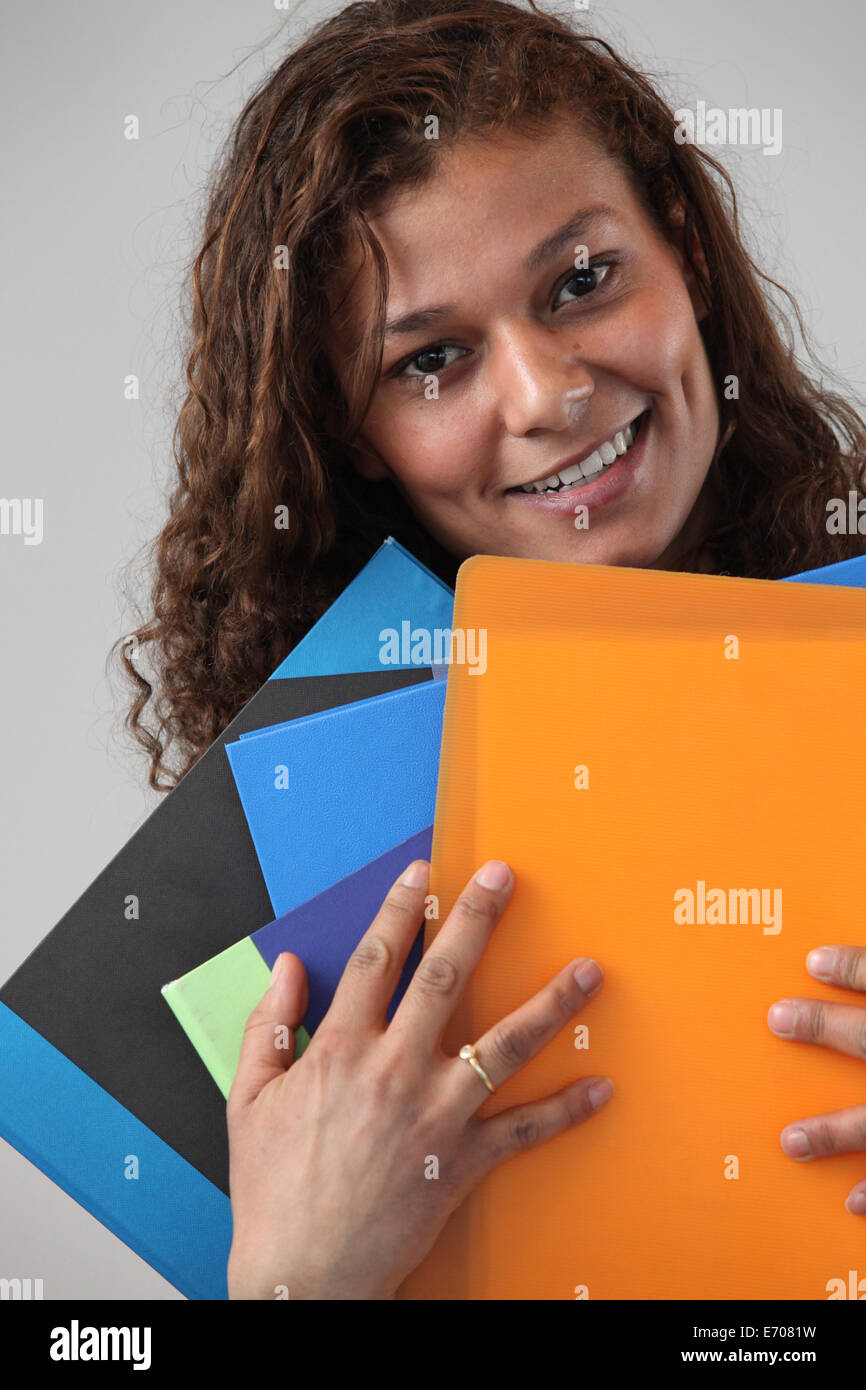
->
<box><xmin>371</xmin><ymin>118</ymin><xmax>628</xmax><ymax>231</ymax></box>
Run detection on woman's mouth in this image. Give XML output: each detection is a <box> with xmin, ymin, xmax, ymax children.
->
<box><xmin>505</xmin><ymin>408</ymin><xmax>650</xmax><ymax>513</ymax></box>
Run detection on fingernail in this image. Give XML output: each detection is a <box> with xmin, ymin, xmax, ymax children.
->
<box><xmin>807</xmin><ymin>947</ymin><xmax>836</xmax><ymax>980</ymax></box>
<box><xmin>588</xmin><ymin>1079</ymin><xmax>614</xmax><ymax>1111</ymax></box>
<box><xmin>781</xmin><ymin>1127</ymin><xmax>811</xmax><ymax>1158</ymax></box>
<box><xmin>401</xmin><ymin>860</ymin><xmax>428</xmax><ymax>887</ymax></box>
<box><xmin>271</xmin><ymin>953</ymin><xmax>286</xmax><ymax>986</ymax></box>
<box><xmin>846</xmin><ymin>1191</ymin><xmax>866</xmax><ymax>1215</ymax></box>
<box><xmin>475</xmin><ymin>860</ymin><xmax>511</xmax><ymax>890</ymax></box>
<box><xmin>573</xmin><ymin>958</ymin><xmax>602</xmax><ymax>995</ymax></box>
<box><xmin>768</xmin><ymin>1003</ymin><xmax>796</xmax><ymax>1036</ymax></box>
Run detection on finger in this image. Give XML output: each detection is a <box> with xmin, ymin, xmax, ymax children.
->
<box><xmin>806</xmin><ymin>945</ymin><xmax>866</xmax><ymax>993</ymax></box>
<box><xmin>388</xmin><ymin>859</ymin><xmax>514</xmax><ymax>1048</ymax></box>
<box><xmin>767</xmin><ymin>997</ymin><xmax>866</xmax><ymax>1061</ymax></box>
<box><xmin>470</xmin><ymin>1074</ymin><xmax>614</xmax><ymax>1178</ymax></box>
<box><xmin>445</xmin><ymin>956</ymin><xmax>604</xmax><ymax>1115</ymax></box>
<box><xmin>844</xmin><ymin>1181</ymin><xmax>866</xmax><ymax>1216</ymax></box>
<box><xmin>322</xmin><ymin>860</ymin><xmax>430</xmax><ymax>1032</ymax></box>
<box><xmin>228</xmin><ymin>952</ymin><xmax>308</xmax><ymax>1114</ymax></box>
<box><xmin>779</xmin><ymin>1103</ymin><xmax>866</xmax><ymax>1160</ymax></box>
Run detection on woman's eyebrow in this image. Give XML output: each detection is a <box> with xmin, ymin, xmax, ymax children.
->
<box><xmin>385</xmin><ymin>304</ymin><xmax>456</xmax><ymax>338</ymax></box>
<box><xmin>523</xmin><ymin>204</ymin><xmax>619</xmax><ymax>274</ymax></box>
<box><xmin>383</xmin><ymin>205</ymin><xmax>619</xmax><ymax>339</ymax></box>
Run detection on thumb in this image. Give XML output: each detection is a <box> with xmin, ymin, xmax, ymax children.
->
<box><xmin>229</xmin><ymin>952</ymin><xmax>309</xmax><ymax>1111</ymax></box>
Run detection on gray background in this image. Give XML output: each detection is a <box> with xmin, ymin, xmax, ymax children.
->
<box><xmin>1</xmin><ymin>0</ymin><xmax>864</xmax><ymax>1299</ymax></box>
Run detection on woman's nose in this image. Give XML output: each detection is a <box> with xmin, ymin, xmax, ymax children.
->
<box><xmin>488</xmin><ymin>320</ymin><xmax>595</xmax><ymax>436</ymax></box>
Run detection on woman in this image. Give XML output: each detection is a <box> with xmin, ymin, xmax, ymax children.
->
<box><xmin>117</xmin><ymin>0</ymin><xmax>866</xmax><ymax>1297</ymax></box>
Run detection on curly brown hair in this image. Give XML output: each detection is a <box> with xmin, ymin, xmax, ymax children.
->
<box><xmin>114</xmin><ymin>0</ymin><xmax>866</xmax><ymax>792</ymax></box>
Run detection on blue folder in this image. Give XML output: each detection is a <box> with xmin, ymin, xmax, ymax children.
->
<box><xmin>225</xmin><ymin>679</ymin><xmax>447</xmax><ymax>918</ymax></box>
<box><xmin>783</xmin><ymin>553</ymin><xmax>866</xmax><ymax>587</ymax></box>
<box><xmin>271</xmin><ymin>535</ymin><xmax>455</xmax><ymax>677</ymax></box>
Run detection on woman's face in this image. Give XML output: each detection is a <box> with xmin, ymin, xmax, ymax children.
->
<box><xmin>328</xmin><ymin>116</ymin><xmax>721</xmax><ymax>569</ymax></box>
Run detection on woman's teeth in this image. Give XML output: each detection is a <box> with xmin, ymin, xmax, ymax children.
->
<box><xmin>517</xmin><ymin>415</ymin><xmax>643</xmax><ymax>493</ymax></box>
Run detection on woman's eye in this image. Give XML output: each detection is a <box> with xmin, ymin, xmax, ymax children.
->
<box><xmin>391</xmin><ymin>264</ymin><xmax>616</xmax><ymax>381</ymax></box>
<box><xmin>554</xmin><ymin>261</ymin><xmax>614</xmax><ymax>308</ymax></box>
<box><xmin>397</xmin><ymin>343</ymin><xmax>468</xmax><ymax>379</ymax></box>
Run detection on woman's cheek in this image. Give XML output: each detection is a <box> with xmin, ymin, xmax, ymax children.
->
<box><xmin>384</xmin><ymin>406</ymin><xmax>489</xmax><ymax>498</ymax></box>
<box><xmin>617</xmin><ymin>288</ymin><xmax>695</xmax><ymax>391</ymax></box>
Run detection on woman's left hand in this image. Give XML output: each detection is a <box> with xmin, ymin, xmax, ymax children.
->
<box><xmin>767</xmin><ymin>945</ymin><xmax>866</xmax><ymax>1215</ymax></box>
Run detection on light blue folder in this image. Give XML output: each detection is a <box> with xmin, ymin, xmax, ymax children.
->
<box><xmin>783</xmin><ymin>553</ymin><xmax>866</xmax><ymax>587</ymax></box>
<box><xmin>271</xmin><ymin>535</ymin><xmax>455</xmax><ymax>676</ymax></box>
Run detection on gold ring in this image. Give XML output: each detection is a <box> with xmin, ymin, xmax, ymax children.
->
<box><xmin>458</xmin><ymin>1043</ymin><xmax>496</xmax><ymax>1094</ymax></box>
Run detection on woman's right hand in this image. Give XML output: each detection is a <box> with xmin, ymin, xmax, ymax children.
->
<box><xmin>226</xmin><ymin>856</ymin><xmax>613</xmax><ymax>1300</ymax></box>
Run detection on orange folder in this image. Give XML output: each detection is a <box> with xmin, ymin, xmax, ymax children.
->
<box><xmin>401</xmin><ymin>556</ymin><xmax>866</xmax><ymax>1300</ymax></box>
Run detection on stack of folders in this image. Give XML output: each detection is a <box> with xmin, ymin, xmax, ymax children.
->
<box><xmin>2</xmin><ymin>543</ymin><xmax>864</xmax><ymax>1299</ymax></box>
<box><xmin>0</xmin><ymin>537</ymin><xmax>455</xmax><ymax>1299</ymax></box>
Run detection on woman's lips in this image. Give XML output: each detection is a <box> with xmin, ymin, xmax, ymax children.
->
<box><xmin>505</xmin><ymin>409</ymin><xmax>650</xmax><ymax>514</ymax></box>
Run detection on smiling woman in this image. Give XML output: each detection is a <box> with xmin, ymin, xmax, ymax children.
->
<box><xmin>106</xmin><ymin>0</ymin><xmax>866</xmax><ymax>1303</ymax></box>
<box><xmin>328</xmin><ymin>119</ymin><xmax>723</xmax><ymax>571</ymax></box>
<box><xmin>117</xmin><ymin>0</ymin><xmax>866</xmax><ymax>792</ymax></box>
